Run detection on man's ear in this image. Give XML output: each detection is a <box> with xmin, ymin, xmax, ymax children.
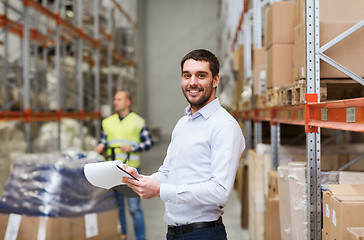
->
<box><xmin>213</xmin><ymin>74</ymin><xmax>220</xmax><ymax>88</ymax></box>
<box><xmin>127</xmin><ymin>99</ymin><xmax>132</xmax><ymax>108</ymax></box>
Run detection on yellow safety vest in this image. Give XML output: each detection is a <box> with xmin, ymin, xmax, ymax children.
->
<box><xmin>102</xmin><ymin>112</ymin><xmax>145</xmax><ymax>168</ymax></box>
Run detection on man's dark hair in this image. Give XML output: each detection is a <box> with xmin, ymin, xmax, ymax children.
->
<box><xmin>181</xmin><ymin>49</ymin><xmax>220</xmax><ymax>78</ymax></box>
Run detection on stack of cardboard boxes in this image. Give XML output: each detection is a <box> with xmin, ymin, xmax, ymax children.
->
<box><xmin>277</xmin><ymin>162</ymin><xmax>307</xmax><ymax>240</ymax></box>
<box><xmin>241</xmin><ymin>142</ymin><xmax>364</xmax><ymax>240</ymax></box>
<box><xmin>323</xmin><ymin>185</ymin><xmax>364</xmax><ymax>240</ymax></box>
<box><xmin>264</xmin><ymin>1</ymin><xmax>295</xmax><ymax>89</ymax></box>
<box><xmin>322</xmin><ymin>172</ymin><xmax>364</xmax><ymax>240</ymax></box>
<box><xmin>294</xmin><ymin>0</ymin><xmax>364</xmax><ymax>81</ymax></box>
<box><xmin>0</xmin><ymin>152</ymin><xmax>121</xmax><ymax>240</ymax></box>
<box><xmin>238</xmin><ymin>1</ymin><xmax>364</xmax><ymax>239</ymax></box>
<box><xmin>233</xmin><ymin>44</ymin><xmax>246</xmax><ymax>110</ymax></box>
<box><xmin>265</xmin><ymin>171</ymin><xmax>281</xmax><ymax>240</ymax></box>
<box><xmin>248</xmin><ymin>149</ymin><xmax>266</xmax><ymax>240</ymax></box>
<box><xmin>247</xmin><ymin>0</ymin><xmax>364</xmax><ymax>106</ymax></box>
<box><xmin>0</xmin><ymin>209</ymin><xmax>121</xmax><ymax>240</ymax></box>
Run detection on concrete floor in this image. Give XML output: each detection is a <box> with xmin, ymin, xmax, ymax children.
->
<box><xmin>123</xmin><ymin>136</ymin><xmax>250</xmax><ymax>240</ymax></box>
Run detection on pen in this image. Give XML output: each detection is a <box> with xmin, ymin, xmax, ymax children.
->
<box><xmin>126</xmin><ymin>152</ymin><xmax>130</xmax><ymax>166</ymax></box>
<box><xmin>116</xmin><ymin>165</ymin><xmax>139</xmax><ymax>181</ymax></box>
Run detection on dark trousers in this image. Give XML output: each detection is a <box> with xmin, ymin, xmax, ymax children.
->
<box><xmin>166</xmin><ymin>224</ymin><xmax>227</xmax><ymax>240</ymax></box>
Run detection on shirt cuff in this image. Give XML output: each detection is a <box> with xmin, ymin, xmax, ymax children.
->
<box><xmin>160</xmin><ymin>183</ymin><xmax>178</xmax><ymax>204</ymax></box>
<box><xmin>131</xmin><ymin>144</ymin><xmax>138</xmax><ymax>152</ymax></box>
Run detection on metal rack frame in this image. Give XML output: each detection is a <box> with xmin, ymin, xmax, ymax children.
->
<box><xmin>228</xmin><ymin>0</ymin><xmax>364</xmax><ymax>239</ymax></box>
<box><xmin>0</xmin><ymin>0</ymin><xmax>137</xmax><ymax>152</ymax></box>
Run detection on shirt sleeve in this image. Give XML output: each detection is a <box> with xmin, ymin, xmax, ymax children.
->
<box><xmin>159</xmin><ymin>120</ymin><xmax>245</xmax><ymax>206</ymax></box>
<box><xmin>98</xmin><ymin>129</ymin><xmax>107</xmax><ymax>146</ymax></box>
<box><xmin>150</xmin><ymin>142</ymin><xmax>173</xmax><ymax>183</ymax></box>
<box><xmin>131</xmin><ymin>125</ymin><xmax>154</xmax><ymax>152</ymax></box>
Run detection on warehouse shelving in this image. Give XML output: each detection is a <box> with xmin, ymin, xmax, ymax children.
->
<box><xmin>227</xmin><ymin>0</ymin><xmax>364</xmax><ymax>239</ymax></box>
<box><xmin>0</xmin><ymin>0</ymin><xmax>137</xmax><ymax>152</ymax></box>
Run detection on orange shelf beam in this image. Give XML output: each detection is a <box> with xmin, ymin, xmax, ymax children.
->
<box><xmin>0</xmin><ymin>14</ymin><xmax>24</xmax><ymax>38</ymax></box>
<box><xmin>0</xmin><ymin>1</ymin><xmax>135</xmax><ymax>66</ymax></box>
<box><xmin>0</xmin><ymin>110</ymin><xmax>101</xmax><ymax>122</ymax></box>
<box><xmin>272</xmin><ymin>106</ymin><xmax>305</xmax><ymax>126</ymax></box>
<box><xmin>27</xmin><ymin>0</ymin><xmax>98</xmax><ymax>47</ymax></box>
<box><xmin>236</xmin><ymin>97</ymin><xmax>364</xmax><ymax>132</ymax></box>
<box><xmin>307</xmin><ymin>97</ymin><xmax>364</xmax><ymax>132</ymax></box>
<box><xmin>26</xmin><ymin>0</ymin><xmax>135</xmax><ymax>66</ymax></box>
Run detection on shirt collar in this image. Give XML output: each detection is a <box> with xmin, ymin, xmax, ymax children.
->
<box><xmin>184</xmin><ymin>98</ymin><xmax>220</xmax><ymax>120</ymax></box>
<box><xmin>118</xmin><ymin>111</ymin><xmax>132</xmax><ymax>121</ymax></box>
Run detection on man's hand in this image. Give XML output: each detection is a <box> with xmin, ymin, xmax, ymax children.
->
<box><xmin>120</xmin><ymin>145</ymin><xmax>132</xmax><ymax>152</ymax></box>
<box><xmin>95</xmin><ymin>144</ymin><xmax>105</xmax><ymax>153</ymax></box>
<box><xmin>122</xmin><ymin>166</ymin><xmax>160</xmax><ymax>199</ymax></box>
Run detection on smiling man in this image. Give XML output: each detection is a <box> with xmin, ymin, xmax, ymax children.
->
<box><xmin>123</xmin><ymin>49</ymin><xmax>245</xmax><ymax>240</ymax></box>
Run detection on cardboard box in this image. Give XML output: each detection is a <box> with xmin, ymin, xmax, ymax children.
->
<box><xmin>347</xmin><ymin>227</ymin><xmax>364</xmax><ymax>240</ymax></box>
<box><xmin>322</xmin><ymin>190</ymin><xmax>332</xmax><ymax>240</ymax></box>
<box><xmin>295</xmin><ymin>0</ymin><xmax>364</xmax><ymax>26</ymax></box>
<box><xmin>0</xmin><ymin>209</ymin><xmax>120</xmax><ymax>240</ymax></box>
<box><xmin>238</xmin><ymin>44</ymin><xmax>246</xmax><ymax>84</ymax></box>
<box><xmin>294</xmin><ymin>0</ymin><xmax>305</xmax><ymax>26</ymax></box>
<box><xmin>248</xmin><ymin>150</ymin><xmax>266</xmax><ymax>240</ymax></box>
<box><xmin>326</xmin><ymin>185</ymin><xmax>364</xmax><ymax>240</ymax></box>
<box><xmin>266</xmin><ymin>44</ymin><xmax>294</xmax><ymax>88</ymax></box>
<box><xmin>320</xmin><ymin>20</ymin><xmax>364</xmax><ymax>79</ymax></box>
<box><xmin>293</xmin><ymin>21</ymin><xmax>364</xmax><ymax>80</ymax></box>
<box><xmin>277</xmin><ymin>165</ymin><xmax>292</xmax><ymax>240</ymax></box>
<box><xmin>253</xmin><ymin>47</ymin><xmax>265</xmax><ymax>71</ymax></box>
<box><xmin>241</xmin><ymin>162</ymin><xmax>249</xmax><ymax>229</ymax></box>
<box><xmin>266</xmin><ymin>170</ymin><xmax>280</xmax><ymax>240</ymax></box>
<box><xmin>265</xmin><ymin>197</ymin><xmax>281</xmax><ymax>240</ymax></box>
<box><xmin>320</xmin><ymin>0</ymin><xmax>364</xmax><ymax>22</ymax></box>
<box><xmin>339</xmin><ymin>171</ymin><xmax>364</xmax><ymax>184</ymax></box>
<box><xmin>268</xmin><ymin>170</ymin><xmax>279</xmax><ymax>198</ymax></box>
<box><xmin>253</xmin><ymin>48</ymin><xmax>265</xmax><ymax>95</ymax></box>
<box><xmin>235</xmin><ymin>162</ymin><xmax>243</xmax><ymax>199</ymax></box>
<box><xmin>233</xmin><ymin>48</ymin><xmax>240</xmax><ymax>72</ymax></box>
<box><xmin>233</xmin><ymin>44</ymin><xmax>246</xmax><ymax>110</ymax></box>
<box><xmin>288</xmin><ymin>161</ymin><xmax>307</xmax><ymax>240</ymax></box>
<box><xmin>293</xmin><ymin>23</ymin><xmax>305</xmax><ymax>81</ymax></box>
<box><xmin>264</xmin><ymin>2</ymin><xmax>296</xmax><ymax>49</ymax></box>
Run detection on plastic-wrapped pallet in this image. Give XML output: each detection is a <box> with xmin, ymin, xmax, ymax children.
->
<box><xmin>248</xmin><ymin>149</ymin><xmax>265</xmax><ymax>240</ymax></box>
<box><xmin>33</xmin><ymin>119</ymin><xmax>98</xmax><ymax>153</ymax></box>
<box><xmin>0</xmin><ymin>122</ymin><xmax>27</xmax><ymax>195</ymax></box>
<box><xmin>0</xmin><ymin>149</ymin><xmax>117</xmax><ymax>217</ymax></box>
<box><xmin>277</xmin><ymin>164</ymin><xmax>292</xmax><ymax>240</ymax></box>
<box><xmin>288</xmin><ymin>161</ymin><xmax>307</xmax><ymax>240</ymax></box>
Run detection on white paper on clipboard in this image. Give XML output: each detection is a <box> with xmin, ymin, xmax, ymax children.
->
<box><xmin>84</xmin><ymin>160</ymin><xmax>136</xmax><ymax>189</ymax></box>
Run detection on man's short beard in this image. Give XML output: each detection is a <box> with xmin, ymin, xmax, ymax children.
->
<box><xmin>182</xmin><ymin>82</ymin><xmax>214</xmax><ymax>110</ymax></box>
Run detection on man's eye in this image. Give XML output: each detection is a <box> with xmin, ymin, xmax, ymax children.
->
<box><xmin>199</xmin><ymin>74</ymin><xmax>206</xmax><ymax>78</ymax></box>
<box><xmin>183</xmin><ymin>74</ymin><xmax>191</xmax><ymax>78</ymax></box>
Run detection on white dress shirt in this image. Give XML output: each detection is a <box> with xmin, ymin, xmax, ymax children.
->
<box><xmin>150</xmin><ymin>98</ymin><xmax>245</xmax><ymax>226</ymax></box>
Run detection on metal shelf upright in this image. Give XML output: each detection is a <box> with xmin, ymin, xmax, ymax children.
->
<box><xmin>0</xmin><ymin>0</ymin><xmax>137</xmax><ymax>152</ymax></box>
<box><xmin>230</xmin><ymin>0</ymin><xmax>364</xmax><ymax>239</ymax></box>
<box><xmin>305</xmin><ymin>0</ymin><xmax>321</xmax><ymax>238</ymax></box>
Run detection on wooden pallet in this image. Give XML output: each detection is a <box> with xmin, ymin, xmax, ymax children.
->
<box><xmin>265</xmin><ymin>87</ymin><xmax>279</xmax><ymax>107</ymax></box>
<box><xmin>321</xmin><ymin>79</ymin><xmax>364</xmax><ymax>101</ymax></box>
<box><xmin>242</xmin><ymin>99</ymin><xmax>252</xmax><ymax>111</ymax></box>
<box><xmin>253</xmin><ymin>94</ymin><xmax>266</xmax><ymax>109</ymax></box>
<box><xmin>253</xmin><ymin>79</ymin><xmax>364</xmax><ymax>108</ymax></box>
<box><xmin>266</xmin><ymin>80</ymin><xmax>329</xmax><ymax>107</ymax></box>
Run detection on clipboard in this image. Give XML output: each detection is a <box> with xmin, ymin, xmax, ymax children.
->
<box><xmin>116</xmin><ymin>165</ymin><xmax>139</xmax><ymax>181</ymax></box>
<box><xmin>84</xmin><ymin>160</ymin><xmax>139</xmax><ymax>198</ymax></box>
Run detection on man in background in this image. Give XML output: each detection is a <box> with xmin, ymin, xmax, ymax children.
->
<box><xmin>95</xmin><ymin>91</ymin><xmax>153</xmax><ymax>240</ymax></box>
